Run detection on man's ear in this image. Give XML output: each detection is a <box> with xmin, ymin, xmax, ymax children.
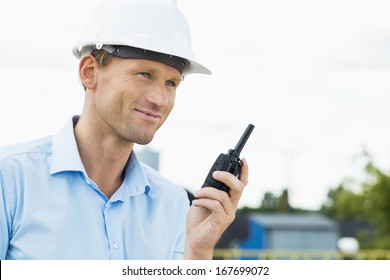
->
<box><xmin>79</xmin><ymin>55</ymin><xmax>97</xmax><ymax>90</ymax></box>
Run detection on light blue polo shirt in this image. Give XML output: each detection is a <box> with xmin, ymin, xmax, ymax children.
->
<box><xmin>0</xmin><ymin>117</ymin><xmax>189</xmax><ymax>259</ymax></box>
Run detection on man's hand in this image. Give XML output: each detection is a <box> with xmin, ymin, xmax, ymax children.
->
<box><xmin>184</xmin><ymin>158</ymin><xmax>249</xmax><ymax>259</ymax></box>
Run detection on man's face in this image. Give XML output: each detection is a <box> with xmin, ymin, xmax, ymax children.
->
<box><xmin>92</xmin><ymin>57</ymin><xmax>182</xmax><ymax>145</ymax></box>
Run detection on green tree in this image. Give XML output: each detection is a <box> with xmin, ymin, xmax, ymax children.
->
<box><xmin>321</xmin><ymin>152</ymin><xmax>390</xmax><ymax>249</ymax></box>
<box><xmin>362</xmin><ymin>161</ymin><xmax>390</xmax><ymax>248</ymax></box>
<box><xmin>321</xmin><ymin>180</ymin><xmax>367</xmax><ymax>221</ymax></box>
<box><xmin>277</xmin><ymin>189</ymin><xmax>290</xmax><ymax>213</ymax></box>
<box><xmin>241</xmin><ymin>189</ymin><xmax>294</xmax><ymax>213</ymax></box>
<box><xmin>260</xmin><ymin>192</ymin><xmax>278</xmax><ymax>211</ymax></box>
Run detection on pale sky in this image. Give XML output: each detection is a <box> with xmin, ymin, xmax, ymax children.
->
<box><xmin>1</xmin><ymin>0</ymin><xmax>390</xmax><ymax>210</ymax></box>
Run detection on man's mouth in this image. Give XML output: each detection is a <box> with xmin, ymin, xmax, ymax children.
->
<box><xmin>134</xmin><ymin>109</ymin><xmax>161</xmax><ymax>123</ymax></box>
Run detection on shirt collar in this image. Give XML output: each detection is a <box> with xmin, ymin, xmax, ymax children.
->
<box><xmin>113</xmin><ymin>152</ymin><xmax>151</xmax><ymax>200</ymax></box>
<box><xmin>50</xmin><ymin>116</ymin><xmax>85</xmax><ymax>175</ymax></box>
<box><xmin>50</xmin><ymin>116</ymin><xmax>151</xmax><ymax>199</ymax></box>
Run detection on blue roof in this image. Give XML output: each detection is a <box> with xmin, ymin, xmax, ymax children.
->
<box><xmin>249</xmin><ymin>213</ymin><xmax>338</xmax><ymax>231</ymax></box>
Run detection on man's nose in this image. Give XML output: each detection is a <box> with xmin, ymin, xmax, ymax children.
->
<box><xmin>145</xmin><ymin>84</ymin><xmax>169</xmax><ymax>106</ymax></box>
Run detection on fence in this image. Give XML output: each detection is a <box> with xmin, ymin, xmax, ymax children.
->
<box><xmin>213</xmin><ymin>249</ymin><xmax>390</xmax><ymax>260</ymax></box>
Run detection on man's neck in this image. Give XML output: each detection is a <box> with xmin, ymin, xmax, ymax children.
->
<box><xmin>74</xmin><ymin>115</ymin><xmax>134</xmax><ymax>199</ymax></box>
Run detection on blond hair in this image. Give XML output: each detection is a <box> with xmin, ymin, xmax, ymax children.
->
<box><xmin>80</xmin><ymin>47</ymin><xmax>114</xmax><ymax>67</ymax></box>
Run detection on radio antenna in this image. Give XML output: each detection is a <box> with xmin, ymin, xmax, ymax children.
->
<box><xmin>233</xmin><ymin>124</ymin><xmax>255</xmax><ymax>156</ymax></box>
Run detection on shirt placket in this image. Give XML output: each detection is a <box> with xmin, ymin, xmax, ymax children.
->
<box><xmin>104</xmin><ymin>202</ymin><xmax>124</xmax><ymax>260</ymax></box>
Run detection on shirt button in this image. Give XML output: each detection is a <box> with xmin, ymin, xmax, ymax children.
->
<box><xmin>113</xmin><ymin>242</ymin><xmax>119</xmax><ymax>249</ymax></box>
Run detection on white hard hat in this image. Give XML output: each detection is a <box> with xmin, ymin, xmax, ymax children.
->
<box><xmin>72</xmin><ymin>0</ymin><xmax>211</xmax><ymax>75</ymax></box>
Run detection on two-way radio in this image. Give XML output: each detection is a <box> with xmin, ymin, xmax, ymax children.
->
<box><xmin>201</xmin><ymin>124</ymin><xmax>255</xmax><ymax>192</ymax></box>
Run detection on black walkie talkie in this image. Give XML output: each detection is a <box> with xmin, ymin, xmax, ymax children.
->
<box><xmin>201</xmin><ymin>124</ymin><xmax>255</xmax><ymax>192</ymax></box>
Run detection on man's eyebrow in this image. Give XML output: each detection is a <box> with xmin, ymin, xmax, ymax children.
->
<box><xmin>142</xmin><ymin>67</ymin><xmax>182</xmax><ymax>81</ymax></box>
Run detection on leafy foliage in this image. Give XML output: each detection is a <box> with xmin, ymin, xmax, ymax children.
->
<box><xmin>321</xmin><ymin>152</ymin><xmax>390</xmax><ymax>249</ymax></box>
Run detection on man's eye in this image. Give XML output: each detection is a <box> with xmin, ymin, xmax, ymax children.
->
<box><xmin>138</xmin><ymin>72</ymin><xmax>151</xmax><ymax>78</ymax></box>
<box><xmin>165</xmin><ymin>80</ymin><xmax>176</xmax><ymax>87</ymax></box>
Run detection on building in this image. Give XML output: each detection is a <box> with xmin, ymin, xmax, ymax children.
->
<box><xmin>136</xmin><ymin>146</ymin><xmax>194</xmax><ymax>204</ymax></box>
<box><xmin>239</xmin><ymin>213</ymin><xmax>339</xmax><ymax>251</ymax></box>
<box><xmin>137</xmin><ymin>147</ymin><xmax>160</xmax><ymax>171</ymax></box>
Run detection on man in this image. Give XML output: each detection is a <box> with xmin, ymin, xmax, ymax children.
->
<box><xmin>0</xmin><ymin>0</ymin><xmax>248</xmax><ymax>260</ymax></box>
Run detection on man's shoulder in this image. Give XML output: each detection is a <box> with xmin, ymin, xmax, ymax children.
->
<box><xmin>0</xmin><ymin>136</ymin><xmax>53</xmax><ymax>163</ymax></box>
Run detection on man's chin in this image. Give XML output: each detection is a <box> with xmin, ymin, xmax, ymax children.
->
<box><xmin>133</xmin><ymin>134</ymin><xmax>155</xmax><ymax>145</ymax></box>
<box><xmin>135</xmin><ymin>139</ymin><xmax>153</xmax><ymax>145</ymax></box>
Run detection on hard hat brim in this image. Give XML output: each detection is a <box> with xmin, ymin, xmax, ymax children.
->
<box><xmin>73</xmin><ymin>43</ymin><xmax>211</xmax><ymax>75</ymax></box>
